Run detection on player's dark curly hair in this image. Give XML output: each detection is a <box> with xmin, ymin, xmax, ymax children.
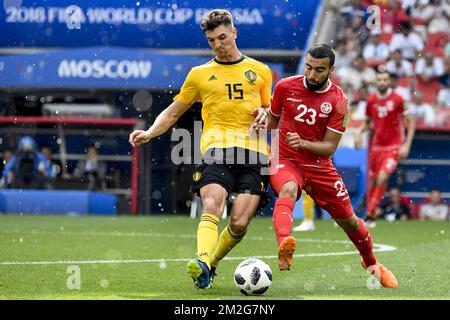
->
<box><xmin>307</xmin><ymin>43</ymin><xmax>335</xmax><ymax>67</ymax></box>
<box><xmin>200</xmin><ymin>9</ymin><xmax>234</xmax><ymax>32</ymax></box>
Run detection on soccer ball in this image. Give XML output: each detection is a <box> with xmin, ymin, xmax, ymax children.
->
<box><xmin>234</xmin><ymin>258</ymin><xmax>272</xmax><ymax>295</ymax></box>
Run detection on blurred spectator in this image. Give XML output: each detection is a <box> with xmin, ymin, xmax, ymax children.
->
<box><xmin>389</xmin><ymin>20</ymin><xmax>424</xmax><ymax>61</ymax></box>
<box><xmin>350</xmin><ymin>11</ymin><xmax>370</xmax><ymax>48</ymax></box>
<box><xmin>363</xmin><ymin>29</ymin><xmax>390</xmax><ymax>62</ymax></box>
<box><xmin>403</xmin><ymin>0</ymin><xmax>424</xmax><ymax>15</ymax></box>
<box><xmin>74</xmin><ymin>143</ymin><xmax>107</xmax><ymax>191</ymax></box>
<box><xmin>437</xmin><ymin>84</ymin><xmax>450</xmax><ymax>109</ymax></box>
<box><xmin>0</xmin><ymin>136</ymin><xmax>53</xmax><ymax>189</ymax></box>
<box><xmin>377</xmin><ymin>187</ymin><xmax>411</xmax><ymax>221</ymax></box>
<box><xmin>0</xmin><ymin>147</ymin><xmax>14</xmax><ymax>175</ymax></box>
<box><xmin>329</xmin><ymin>0</ymin><xmax>367</xmax><ymax>29</ymax></box>
<box><xmin>437</xmin><ymin>57</ymin><xmax>450</xmax><ymax>109</ymax></box>
<box><xmin>392</xmin><ymin>73</ymin><xmax>413</xmax><ymax>102</ymax></box>
<box><xmin>445</xmin><ymin>41</ymin><xmax>450</xmax><ymax>57</ymax></box>
<box><xmin>409</xmin><ymin>0</ymin><xmax>435</xmax><ymax>26</ymax></box>
<box><xmin>336</xmin><ymin>55</ymin><xmax>376</xmax><ymax>93</ymax></box>
<box><xmin>339</xmin><ymin>26</ymin><xmax>363</xmax><ymax>56</ymax></box>
<box><xmin>350</xmin><ymin>84</ymin><xmax>369</xmax><ymax>120</ymax></box>
<box><xmin>40</xmin><ymin>145</ymin><xmax>60</xmax><ymax>179</ymax></box>
<box><xmin>419</xmin><ymin>189</ymin><xmax>449</xmax><ymax>221</ymax></box>
<box><xmin>408</xmin><ymin>92</ymin><xmax>437</xmax><ymax>125</ymax></box>
<box><xmin>415</xmin><ymin>51</ymin><xmax>445</xmax><ymax>83</ymax></box>
<box><xmin>426</xmin><ymin>0</ymin><xmax>450</xmax><ymax>33</ymax></box>
<box><xmin>334</xmin><ymin>39</ymin><xmax>354</xmax><ymax>70</ymax></box>
<box><xmin>439</xmin><ymin>56</ymin><xmax>450</xmax><ymax>87</ymax></box>
<box><xmin>386</xmin><ymin>49</ymin><xmax>414</xmax><ymax>77</ymax></box>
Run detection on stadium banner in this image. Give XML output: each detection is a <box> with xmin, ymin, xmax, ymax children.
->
<box><xmin>0</xmin><ymin>0</ymin><xmax>320</xmax><ymax>50</ymax></box>
<box><xmin>0</xmin><ymin>46</ymin><xmax>283</xmax><ymax>89</ymax></box>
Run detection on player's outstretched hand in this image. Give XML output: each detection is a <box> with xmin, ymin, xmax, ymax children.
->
<box><xmin>286</xmin><ymin>132</ymin><xmax>305</xmax><ymax>150</ymax></box>
<box><xmin>250</xmin><ymin>108</ymin><xmax>268</xmax><ymax>133</ymax></box>
<box><xmin>129</xmin><ymin>130</ymin><xmax>151</xmax><ymax>147</ymax></box>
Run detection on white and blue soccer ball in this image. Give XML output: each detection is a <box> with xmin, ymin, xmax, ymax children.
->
<box><xmin>234</xmin><ymin>258</ymin><xmax>272</xmax><ymax>295</ymax></box>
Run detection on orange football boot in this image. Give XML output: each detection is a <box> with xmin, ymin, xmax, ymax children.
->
<box><xmin>278</xmin><ymin>236</ymin><xmax>296</xmax><ymax>271</ymax></box>
<box><xmin>361</xmin><ymin>259</ymin><xmax>399</xmax><ymax>288</ymax></box>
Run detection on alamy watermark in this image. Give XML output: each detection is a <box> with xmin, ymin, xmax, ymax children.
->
<box><xmin>66</xmin><ymin>265</ymin><xmax>81</xmax><ymax>290</ymax></box>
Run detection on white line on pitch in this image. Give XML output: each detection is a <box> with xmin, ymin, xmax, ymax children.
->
<box><xmin>0</xmin><ymin>243</ymin><xmax>397</xmax><ymax>266</ymax></box>
<box><xmin>2</xmin><ymin>229</ymin><xmax>354</xmax><ymax>244</ymax></box>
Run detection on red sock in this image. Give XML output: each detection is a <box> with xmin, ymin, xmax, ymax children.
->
<box><xmin>273</xmin><ymin>197</ymin><xmax>295</xmax><ymax>246</ymax></box>
<box><xmin>367</xmin><ymin>184</ymin><xmax>387</xmax><ymax>218</ymax></box>
<box><xmin>346</xmin><ymin>218</ymin><xmax>377</xmax><ymax>267</ymax></box>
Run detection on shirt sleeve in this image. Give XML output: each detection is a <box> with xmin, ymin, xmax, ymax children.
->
<box><xmin>173</xmin><ymin>68</ymin><xmax>200</xmax><ymax>105</ymax></box>
<box><xmin>269</xmin><ymin>80</ymin><xmax>283</xmax><ymax>117</ymax></box>
<box><xmin>260</xmin><ymin>64</ymin><xmax>273</xmax><ymax>107</ymax></box>
<box><xmin>327</xmin><ymin>93</ymin><xmax>349</xmax><ymax>135</ymax></box>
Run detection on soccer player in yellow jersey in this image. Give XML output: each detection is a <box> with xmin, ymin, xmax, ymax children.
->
<box><xmin>129</xmin><ymin>9</ymin><xmax>272</xmax><ymax>289</ymax></box>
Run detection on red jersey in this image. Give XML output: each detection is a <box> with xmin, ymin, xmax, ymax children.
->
<box><xmin>270</xmin><ymin>75</ymin><xmax>349</xmax><ymax>167</ymax></box>
<box><xmin>365</xmin><ymin>89</ymin><xmax>407</xmax><ymax>150</ymax></box>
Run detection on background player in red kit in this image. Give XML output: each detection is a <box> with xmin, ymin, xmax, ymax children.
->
<box><xmin>355</xmin><ymin>68</ymin><xmax>415</xmax><ymax>228</ymax></box>
<box><xmin>267</xmin><ymin>44</ymin><xmax>398</xmax><ymax>288</ymax></box>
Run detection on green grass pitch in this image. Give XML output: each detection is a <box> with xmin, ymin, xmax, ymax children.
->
<box><xmin>0</xmin><ymin>215</ymin><xmax>449</xmax><ymax>300</ymax></box>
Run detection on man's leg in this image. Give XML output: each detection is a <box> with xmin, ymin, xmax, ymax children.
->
<box><xmin>273</xmin><ymin>181</ymin><xmax>298</xmax><ymax>270</ymax></box>
<box><xmin>335</xmin><ymin>215</ymin><xmax>398</xmax><ymax>288</ymax></box>
<box><xmin>308</xmin><ymin>166</ymin><xmax>398</xmax><ymax>288</ymax></box>
<box><xmin>366</xmin><ymin>151</ymin><xmax>399</xmax><ymax>226</ymax></box>
<box><xmin>269</xmin><ymin>162</ymin><xmax>301</xmax><ymax>271</ymax></box>
<box><xmin>273</xmin><ymin>181</ymin><xmax>297</xmax><ymax>245</ymax></box>
<box><xmin>293</xmin><ymin>191</ymin><xmax>315</xmax><ymax>232</ymax></box>
<box><xmin>187</xmin><ymin>183</ymin><xmax>227</xmax><ymax>289</ymax></box>
<box><xmin>365</xmin><ymin>179</ymin><xmax>375</xmax><ymax>216</ymax></box>
<box><xmin>366</xmin><ymin>170</ymin><xmax>390</xmax><ymax>223</ymax></box>
<box><xmin>210</xmin><ymin>193</ymin><xmax>260</xmax><ymax>269</ymax></box>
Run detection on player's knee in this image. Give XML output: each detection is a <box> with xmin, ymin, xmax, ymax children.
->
<box><xmin>279</xmin><ymin>182</ymin><xmax>298</xmax><ymax>201</ymax></box>
<box><xmin>202</xmin><ymin>195</ymin><xmax>224</xmax><ymax>216</ymax></box>
<box><xmin>229</xmin><ymin>215</ymin><xmax>249</xmax><ymax>234</ymax></box>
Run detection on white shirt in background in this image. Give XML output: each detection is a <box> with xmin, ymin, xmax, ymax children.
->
<box><xmin>390</xmin><ymin>32</ymin><xmax>425</xmax><ymax>60</ymax></box>
<box><xmin>420</xmin><ymin>203</ymin><xmax>449</xmax><ymax>221</ymax></box>
<box><xmin>415</xmin><ymin>57</ymin><xmax>445</xmax><ymax>78</ymax></box>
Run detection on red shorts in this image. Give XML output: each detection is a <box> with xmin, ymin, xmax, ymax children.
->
<box><xmin>368</xmin><ymin>148</ymin><xmax>400</xmax><ymax>181</ymax></box>
<box><xmin>269</xmin><ymin>160</ymin><xmax>354</xmax><ymax>220</ymax></box>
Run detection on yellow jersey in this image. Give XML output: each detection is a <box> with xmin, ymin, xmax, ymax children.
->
<box><xmin>174</xmin><ymin>55</ymin><xmax>272</xmax><ymax>156</ymax></box>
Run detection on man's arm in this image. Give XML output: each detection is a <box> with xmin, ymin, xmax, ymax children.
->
<box><xmin>399</xmin><ymin>113</ymin><xmax>415</xmax><ymax>158</ymax></box>
<box><xmin>129</xmin><ymin>100</ymin><xmax>191</xmax><ymax>146</ymax></box>
<box><xmin>286</xmin><ymin>128</ymin><xmax>343</xmax><ymax>157</ymax></box>
<box><xmin>267</xmin><ymin>109</ymin><xmax>280</xmax><ymax>130</ymax></box>
<box><xmin>354</xmin><ymin>118</ymin><xmax>371</xmax><ymax>149</ymax></box>
<box><xmin>250</xmin><ymin>105</ymin><xmax>270</xmax><ymax>132</ymax></box>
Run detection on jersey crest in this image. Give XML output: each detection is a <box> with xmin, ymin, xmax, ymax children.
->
<box><xmin>245</xmin><ymin>70</ymin><xmax>257</xmax><ymax>84</ymax></box>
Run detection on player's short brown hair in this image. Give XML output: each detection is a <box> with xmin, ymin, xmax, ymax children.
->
<box><xmin>200</xmin><ymin>9</ymin><xmax>234</xmax><ymax>32</ymax></box>
<box><xmin>307</xmin><ymin>43</ymin><xmax>335</xmax><ymax>67</ymax></box>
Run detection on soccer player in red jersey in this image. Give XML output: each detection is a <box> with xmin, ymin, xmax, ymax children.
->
<box><xmin>355</xmin><ymin>67</ymin><xmax>415</xmax><ymax>228</ymax></box>
<box><xmin>267</xmin><ymin>44</ymin><xmax>398</xmax><ymax>288</ymax></box>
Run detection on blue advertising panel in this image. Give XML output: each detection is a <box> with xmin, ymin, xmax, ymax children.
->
<box><xmin>0</xmin><ymin>0</ymin><xmax>320</xmax><ymax>50</ymax></box>
<box><xmin>0</xmin><ymin>46</ymin><xmax>283</xmax><ymax>89</ymax></box>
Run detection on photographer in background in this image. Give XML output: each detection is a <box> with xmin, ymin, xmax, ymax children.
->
<box><xmin>0</xmin><ymin>136</ymin><xmax>53</xmax><ymax>189</ymax></box>
<box><xmin>73</xmin><ymin>143</ymin><xmax>107</xmax><ymax>191</ymax></box>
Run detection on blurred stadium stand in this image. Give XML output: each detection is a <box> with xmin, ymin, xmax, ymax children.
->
<box><xmin>1</xmin><ymin>0</ymin><xmax>448</xmax><ymax>217</ymax></box>
<box><xmin>0</xmin><ymin>0</ymin><xmax>320</xmax><ymax>215</ymax></box>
